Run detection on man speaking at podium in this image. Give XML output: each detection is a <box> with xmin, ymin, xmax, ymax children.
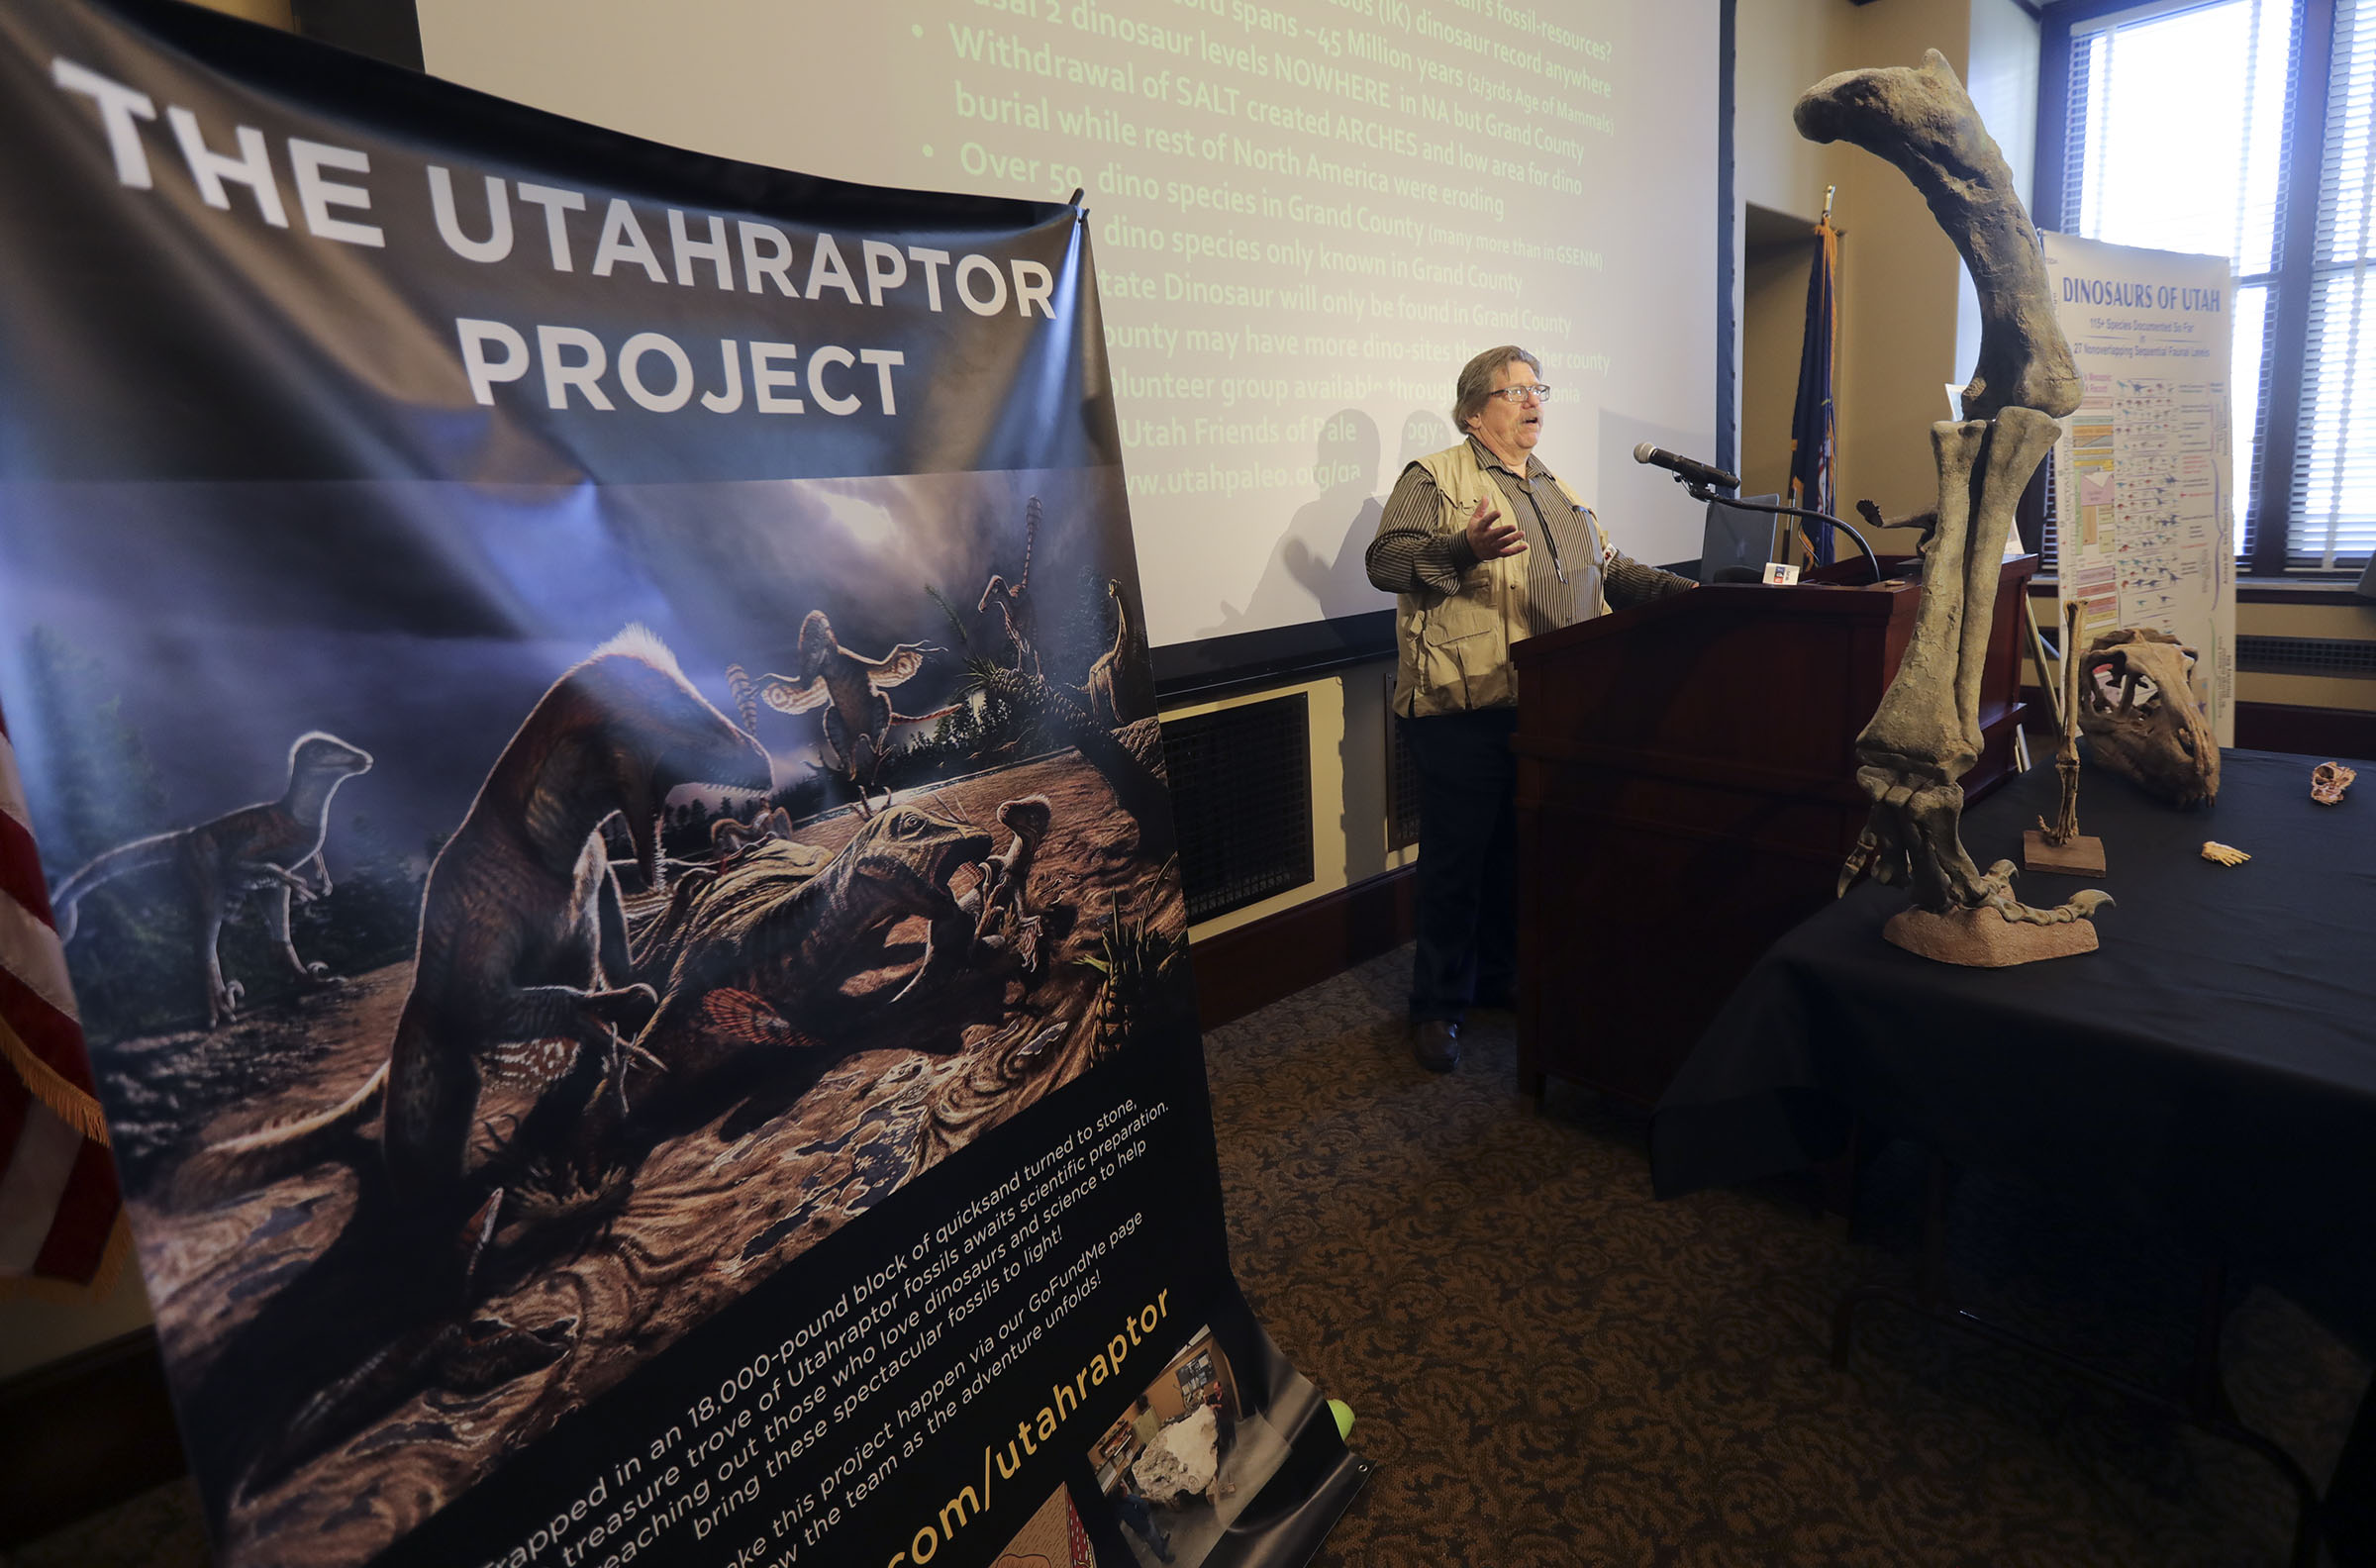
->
<box><xmin>1366</xmin><ymin>345</ymin><xmax>1694</xmax><ymax>1073</ymax></box>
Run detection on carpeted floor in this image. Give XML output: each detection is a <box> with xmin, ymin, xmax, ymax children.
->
<box><xmin>1203</xmin><ymin>946</ymin><xmax>2369</xmax><ymax>1567</ymax></box>
<box><xmin>11</xmin><ymin>945</ymin><xmax>2367</xmax><ymax>1568</ymax></box>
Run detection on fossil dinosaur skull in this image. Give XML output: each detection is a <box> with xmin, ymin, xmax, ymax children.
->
<box><xmin>2080</xmin><ymin>628</ymin><xmax>2220</xmax><ymax>808</ymax></box>
<box><xmin>2313</xmin><ymin>761</ymin><xmax>2357</xmax><ymax>805</ymax></box>
<box><xmin>1808</xmin><ymin>51</ymin><xmax>2105</xmax><ymax>944</ymax></box>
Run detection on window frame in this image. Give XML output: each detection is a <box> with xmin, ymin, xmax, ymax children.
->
<box><xmin>2034</xmin><ymin>0</ymin><xmax>2356</xmax><ymax>580</ymax></box>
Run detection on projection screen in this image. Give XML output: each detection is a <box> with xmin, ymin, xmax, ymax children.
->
<box><xmin>418</xmin><ymin>0</ymin><xmax>1719</xmax><ymax>649</ymax></box>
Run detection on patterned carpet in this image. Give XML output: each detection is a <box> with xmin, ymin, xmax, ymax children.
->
<box><xmin>1203</xmin><ymin>947</ymin><xmax>2370</xmax><ymax>1568</ymax></box>
<box><xmin>11</xmin><ymin>947</ymin><xmax>2368</xmax><ymax>1568</ymax></box>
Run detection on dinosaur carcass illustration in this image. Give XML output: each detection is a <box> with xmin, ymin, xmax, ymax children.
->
<box><xmin>1801</xmin><ymin>51</ymin><xmax>2110</xmax><ymax>961</ymax></box>
<box><xmin>50</xmin><ymin>731</ymin><xmax>373</xmax><ymax>1027</ymax></box>
<box><xmin>618</xmin><ymin>800</ymin><xmax>996</xmax><ymax>1090</ymax></box>
<box><xmin>734</xmin><ymin>611</ymin><xmax>957</xmax><ymax>814</ymax></box>
<box><xmin>2079</xmin><ymin>627</ymin><xmax>2221</xmax><ymax>807</ymax></box>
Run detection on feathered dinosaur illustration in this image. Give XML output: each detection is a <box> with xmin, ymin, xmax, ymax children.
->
<box><xmin>962</xmin><ymin>794</ymin><xmax>1052</xmax><ymax>975</ymax></box>
<box><xmin>978</xmin><ymin>496</ymin><xmax>1041</xmax><ymax>677</ymax></box>
<box><xmin>50</xmin><ymin>732</ymin><xmax>374</xmax><ymax>1028</ymax></box>
<box><xmin>732</xmin><ymin>610</ymin><xmax>957</xmax><ymax>815</ymax></box>
<box><xmin>178</xmin><ymin>629</ymin><xmax>773</xmax><ymax>1228</ymax></box>
<box><xmin>1079</xmin><ymin>579</ymin><xmax>1156</xmax><ymax>729</ymax></box>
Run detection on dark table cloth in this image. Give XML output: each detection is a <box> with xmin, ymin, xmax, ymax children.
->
<box><xmin>1652</xmin><ymin>748</ymin><xmax>2376</xmax><ymax>1267</ymax></box>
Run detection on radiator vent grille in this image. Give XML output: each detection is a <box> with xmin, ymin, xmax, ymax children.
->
<box><xmin>2235</xmin><ymin>636</ymin><xmax>2376</xmax><ymax>679</ymax></box>
<box><xmin>1159</xmin><ymin>693</ymin><xmax>1314</xmax><ymax>924</ymax></box>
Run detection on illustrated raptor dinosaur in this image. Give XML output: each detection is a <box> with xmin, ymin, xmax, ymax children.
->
<box><xmin>179</xmin><ymin>629</ymin><xmax>773</xmax><ymax>1223</ymax></box>
<box><xmin>50</xmin><ymin>732</ymin><xmax>373</xmax><ymax>1028</ymax></box>
<box><xmin>1079</xmin><ymin>580</ymin><xmax>1155</xmax><ymax>729</ymax></box>
<box><xmin>959</xmin><ymin>794</ymin><xmax>1052</xmax><ymax>976</ymax></box>
<box><xmin>733</xmin><ymin>611</ymin><xmax>958</xmax><ymax>816</ymax></box>
<box><xmin>978</xmin><ymin>495</ymin><xmax>1041</xmax><ymax>677</ymax></box>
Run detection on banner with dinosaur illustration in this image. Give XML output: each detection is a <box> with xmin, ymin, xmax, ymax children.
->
<box><xmin>0</xmin><ymin>3</ymin><xmax>1364</xmax><ymax>1566</ymax></box>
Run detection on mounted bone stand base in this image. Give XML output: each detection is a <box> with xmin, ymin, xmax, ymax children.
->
<box><xmin>1798</xmin><ymin>49</ymin><xmax>2107</xmax><ymax>962</ymax></box>
<box><xmin>2023</xmin><ymin>829</ymin><xmax>2106</xmax><ymax>876</ymax></box>
<box><xmin>1884</xmin><ymin>898</ymin><xmax>2101</xmax><ymax>966</ymax></box>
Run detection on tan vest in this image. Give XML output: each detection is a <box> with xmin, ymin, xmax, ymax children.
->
<box><xmin>1390</xmin><ymin>441</ymin><xmax>1607</xmax><ymax>717</ymax></box>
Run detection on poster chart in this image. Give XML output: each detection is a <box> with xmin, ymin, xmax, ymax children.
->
<box><xmin>0</xmin><ymin>2</ymin><xmax>1361</xmax><ymax>1566</ymax></box>
<box><xmin>2040</xmin><ymin>232</ymin><xmax>2238</xmax><ymax>744</ymax></box>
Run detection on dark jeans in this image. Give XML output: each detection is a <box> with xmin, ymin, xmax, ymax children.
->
<box><xmin>1112</xmin><ymin>1489</ymin><xmax>1172</xmax><ymax>1560</ymax></box>
<box><xmin>1402</xmin><ymin>707</ymin><xmax>1518</xmax><ymax>1023</ymax></box>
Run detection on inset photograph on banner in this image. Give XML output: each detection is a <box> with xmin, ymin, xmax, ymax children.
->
<box><xmin>1087</xmin><ymin>1326</ymin><xmax>1295</xmax><ymax>1568</ymax></box>
<box><xmin>2</xmin><ymin>467</ymin><xmax>1190</xmax><ymax>1564</ymax></box>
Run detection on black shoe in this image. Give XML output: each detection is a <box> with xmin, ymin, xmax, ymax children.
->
<box><xmin>1412</xmin><ymin>1018</ymin><xmax>1461</xmax><ymax>1072</ymax></box>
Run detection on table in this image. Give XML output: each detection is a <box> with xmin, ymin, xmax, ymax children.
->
<box><xmin>1650</xmin><ymin>748</ymin><xmax>2376</xmax><ymax>1566</ymax></box>
<box><xmin>1652</xmin><ymin>748</ymin><xmax>2376</xmax><ymax>1267</ymax></box>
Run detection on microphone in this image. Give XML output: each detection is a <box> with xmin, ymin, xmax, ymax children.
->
<box><xmin>1633</xmin><ymin>442</ymin><xmax>1740</xmax><ymax>492</ymax></box>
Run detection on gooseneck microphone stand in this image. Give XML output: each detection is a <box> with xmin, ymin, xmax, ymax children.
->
<box><xmin>1668</xmin><ymin>474</ymin><xmax>1887</xmax><ymax>586</ymax></box>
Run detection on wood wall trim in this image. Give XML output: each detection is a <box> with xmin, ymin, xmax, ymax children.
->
<box><xmin>2024</xmin><ymin>687</ymin><xmax>2376</xmax><ymax>761</ymax></box>
<box><xmin>2233</xmin><ymin>700</ymin><xmax>2376</xmax><ymax>761</ymax></box>
<box><xmin>1190</xmin><ymin>865</ymin><xmax>1416</xmax><ymax>1030</ymax></box>
<box><xmin>0</xmin><ymin>1327</ymin><xmax>184</xmax><ymax>1547</ymax></box>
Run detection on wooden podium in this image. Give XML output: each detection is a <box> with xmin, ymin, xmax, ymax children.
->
<box><xmin>1509</xmin><ymin>555</ymin><xmax>2035</xmax><ymax>1108</ymax></box>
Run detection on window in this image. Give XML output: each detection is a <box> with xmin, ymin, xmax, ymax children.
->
<box><xmin>2041</xmin><ymin>0</ymin><xmax>2376</xmax><ymax>573</ymax></box>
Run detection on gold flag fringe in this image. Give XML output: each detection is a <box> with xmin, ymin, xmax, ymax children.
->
<box><xmin>0</xmin><ymin>1006</ymin><xmax>110</xmax><ymax>1145</ymax></box>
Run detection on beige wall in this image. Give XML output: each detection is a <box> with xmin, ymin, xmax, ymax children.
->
<box><xmin>1741</xmin><ymin>234</ymin><xmax>1816</xmax><ymax>502</ymax></box>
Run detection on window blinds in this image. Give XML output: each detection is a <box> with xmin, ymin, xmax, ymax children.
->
<box><xmin>2058</xmin><ymin>0</ymin><xmax>2376</xmax><ymax>570</ymax></box>
<box><xmin>2297</xmin><ymin>0</ymin><xmax>2376</xmax><ymax>566</ymax></box>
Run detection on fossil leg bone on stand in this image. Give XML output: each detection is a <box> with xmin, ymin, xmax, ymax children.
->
<box><xmin>2042</xmin><ymin>599</ymin><xmax>2084</xmax><ymax>844</ymax></box>
<box><xmin>1798</xmin><ymin>49</ymin><xmax>2109</xmax><ymax>952</ymax></box>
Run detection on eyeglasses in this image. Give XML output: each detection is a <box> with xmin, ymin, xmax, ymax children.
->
<box><xmin>1485</xmin><ymin>384</ymin><xmax>1553</xmax><ymax>405</ymax></box>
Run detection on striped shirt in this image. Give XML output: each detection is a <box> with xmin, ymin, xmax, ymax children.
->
<box><xmin>1364</xmin><ymin>439</ymin><xmax>1694</xmax><ymax>633</ymax></box>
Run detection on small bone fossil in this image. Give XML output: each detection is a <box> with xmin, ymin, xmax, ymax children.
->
<box><xmin>2080</xmin><ymin>628</ymin><xmax>2220</xmax><ymax>808</ymax></box>
<box><xmin>1806</xmin><ymin>50</ymin><xmax>2105</xmax><ymax>938</ymax></box>
<box><xmin>2312</xmin><ymin>761</ymin><xmax>2356</xmax><ymax>805</ymax></box>
<box><xmin>2201</xmin><ymin>841</ymin><xmax>2250</xmax><ymax>866</ymax></box>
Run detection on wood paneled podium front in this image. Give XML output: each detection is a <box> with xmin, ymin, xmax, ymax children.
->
<box><xmin>1508</xmin><ymin>554</ymin><xmax>2035</xmax><ymax>1108</ymax></box>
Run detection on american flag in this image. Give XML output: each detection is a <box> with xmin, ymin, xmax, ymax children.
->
<box><xmin>1788</xmin><ymin>213</ymin><xmax>1841</xmax><ymax>567</ymax></box>
<box><xmin>0</xmin><ymin>707</ymin><xmax>126</xmax><ymax>1294</ymax></box>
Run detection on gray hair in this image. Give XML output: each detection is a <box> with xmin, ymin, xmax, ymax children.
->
<box><xmin>1452</xmin><ymin>345</ymin><xmax>1540</xmax><ymax>430</ymax></box>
